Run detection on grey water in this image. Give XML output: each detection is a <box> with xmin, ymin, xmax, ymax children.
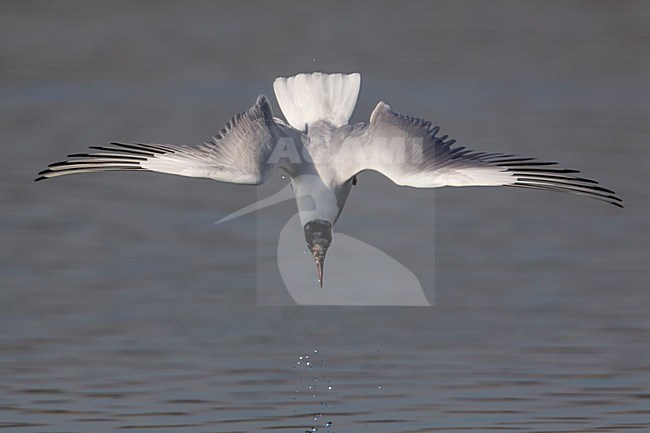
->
<box><xmin>2</xmin><ymin>1</ymin><xmax>650</xmax><ymax>431</ymax></box>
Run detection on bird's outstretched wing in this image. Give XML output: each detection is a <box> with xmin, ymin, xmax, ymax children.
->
<box><xmin>36</xmin><ymin>95</ymin><xmax>304</xmax><ymax>185</ymax></box>
<box><xmin>332</xmin><ymin>101</ymin><xmax>622</xmax><ymax>207</ymax></box>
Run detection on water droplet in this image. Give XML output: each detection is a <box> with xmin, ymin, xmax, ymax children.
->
<box><xmin>328</xmin><ymin>385</ymin><xmax>332</xmax><ymax>390</ymax></box>
<box><xmin>325</xmin><ymin>421</ymin><xmax>332</xmax><ymax>427</ymax></box>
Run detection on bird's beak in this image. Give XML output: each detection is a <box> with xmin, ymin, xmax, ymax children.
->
<box><xmin>315</xmin><ymin>257</ymin><xmax>324</xmax><ymax>288</ymax></box>
<box><xmin>309</xmin><ymin>243</ymin><xmax>328</xmax><ymax>287</ymax></box>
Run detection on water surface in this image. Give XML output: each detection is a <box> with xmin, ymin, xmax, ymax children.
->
<box><xmin>1</xmin><ymin>2</ymin><xmax>649</xmax><ymax>431</ymax></box>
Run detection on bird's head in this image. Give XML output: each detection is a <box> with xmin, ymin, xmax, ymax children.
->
<box><xmin>303</xmin><ymin>219</ymin><xmax>332</xmax><ymax>287</ymax></box>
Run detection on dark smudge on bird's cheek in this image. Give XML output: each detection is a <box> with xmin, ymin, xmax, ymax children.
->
<box><xmin>304</xmin><ymin>219</ymin><xmax>332</xmax><ymax>251</ymax></box>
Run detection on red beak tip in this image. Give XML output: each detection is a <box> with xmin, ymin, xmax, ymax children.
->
<box><xmin>316</xmin><ymin>262</ymin><xmax>324</xmax><ymax>288</ymax></box>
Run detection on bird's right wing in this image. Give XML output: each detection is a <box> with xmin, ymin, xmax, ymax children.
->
<box><xmin>36</xmin><ymin>95</ymin><xmax>304</xmax><ymax>185</ymax></box>
<box><xmin>330</xmin><ymin>102</ymin><xmax>621</xmax><ymax>207</ymax></box>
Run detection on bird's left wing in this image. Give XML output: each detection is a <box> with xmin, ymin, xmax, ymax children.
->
<box><xmin>36</xmin><ymin>95</ymin><xmax>304</xmax><ymax>185</ymax></box>
<box><xmin>330</xmin><ymin>101</ymin><xmax>622</xmax><ymax>207</ymax></box>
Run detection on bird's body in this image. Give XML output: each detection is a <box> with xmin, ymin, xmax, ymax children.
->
<box><xmin>37</xmin><ymin>72</ymin><xmax>622</xmax><ymax>286</ymax></box>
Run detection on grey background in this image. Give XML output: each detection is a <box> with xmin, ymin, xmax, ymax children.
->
<box><xmin>1</xmin><ymin>1</ymin><xmax>649</xmax><ymax>431</ymax></box>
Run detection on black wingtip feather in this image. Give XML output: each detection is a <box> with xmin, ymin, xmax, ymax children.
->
<box><xmin>109</xmin><ymin>142</ymin><xmax>170</xmax><ymax>154</ymax></box>
<box><xmin>506</xmin><ymin>167</ymin><xmax>580</xmax><ymax>174</ymax></box>
<box><xmin>510</xmin><ymin>182</ymin><xmax>623</xmax><ymax>207</ymax></box>
<box><xmin>89</xmin><ymin>145</ymin><xmax>153</xmax><ymax>157</ymax></box>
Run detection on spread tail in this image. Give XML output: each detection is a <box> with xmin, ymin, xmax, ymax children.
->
<box><xmin>273</xmin><ymin>72</ymin><xmax>361</xmax><ymax>130</ymax></box>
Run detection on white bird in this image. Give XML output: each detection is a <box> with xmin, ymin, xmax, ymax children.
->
<box><xmin>37</xmin><ymin>72</ymin><xmax>622</xmax><ymax>286</ymax></box>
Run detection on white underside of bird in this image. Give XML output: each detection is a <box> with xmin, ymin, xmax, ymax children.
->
<box><xmin>37</xmin><ymin>72</ymin><xmax>622</xmax><ymax>286</ymax></box>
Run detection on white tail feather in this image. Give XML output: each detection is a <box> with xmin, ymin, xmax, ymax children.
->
<box><xmin>273</xmin><ymin>72</ymin><xmax>361</xmax><ymax>130</ymax></box>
